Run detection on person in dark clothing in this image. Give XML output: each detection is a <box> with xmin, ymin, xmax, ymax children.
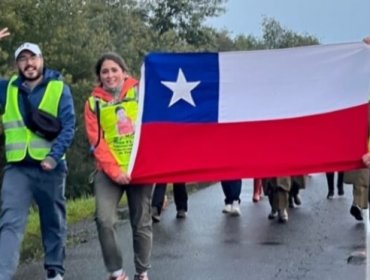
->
<box><xmin>151</xmin><ymin>183</ymin><xmax>188</xmax><ymax>222</ymax></box>
<box><xmin>221</xmin><ymin>179</ymin><xmax>242</xmax><ymax>216</ymax></box>
<box><xmin>325</xmin><ymin>172</ymin><xmax>344</xmax><ymax>199</ymax></box>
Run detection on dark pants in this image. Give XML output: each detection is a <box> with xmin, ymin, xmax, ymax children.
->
<box><xmin>94</xmin><ymin>172</ymin><xmax>153</xmax><ymax>274</ymax></box>
<box><xmin>221</xmin><ymin>179</ymin><xmax>242</xmax><ymax>204</ymax></box>
<box><xmin>325</xmin><ymin>172</ymin><xmax>344</xmax><ymax>192</ymax></box>
<box><xmin>151</xmin><ymin>183</ymin><xmax>188</xmax><ymax>214</ymax></box>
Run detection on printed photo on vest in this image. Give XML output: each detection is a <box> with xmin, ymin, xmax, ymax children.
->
<box><xmin>115</xmin><ymin>106</ymin><xmax>134</xmax><ymax>136</ymax></box>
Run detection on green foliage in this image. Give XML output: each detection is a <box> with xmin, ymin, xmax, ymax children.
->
<box><xmin>262</xmin><ymin>17</ymin><xmax>319</xmax><ymax>49</ymax></box>
<box><xmin>66</xmin><ymin>79</ymin><xmax>94</xmax><ymax>198</ymax></box>
<box><xmin>145</xmin><ymin>0</ymin><xmax>227</xmax><ymax>46</ymax></box>
<box><xmin>0</xmin><ymin>0</ymin><xmax>319</xmax><ymax>199</ymax></box>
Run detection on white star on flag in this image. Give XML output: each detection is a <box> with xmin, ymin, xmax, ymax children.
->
<box><xmin>161</xmin><ymin>68</ymin><xmax>201</xmax><ymax>107</ymax></box>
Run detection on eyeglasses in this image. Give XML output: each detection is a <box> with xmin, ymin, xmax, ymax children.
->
<box><xmin>17</xmin><ymin>54</ymin><xmax>39</xmax><ymax>63</ymax></box>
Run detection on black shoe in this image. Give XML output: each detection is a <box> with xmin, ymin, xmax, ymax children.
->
<box><xmin>268</xmin><ymin>210</ymin><xmax>277</xmax><ymax>219</ymax></box>
<box><xmin>337</xmin><ymin>185</ymin><xmax>344</xmax><ymax>196</ymax></box>
<box><xmin>47</xmin><ymin>270</ymin><xmax>57</xmax><ymax>278</ymax></box>
<box><xmin>350</xmin><ymin>205</ymin><xmax>363</xmax><ymax>221</ymax></box>
<box><xmin>290</xmin><ymin>183</ymin><xmax>301</xmax><ymax>206</ymax></box>
<box><xmin>326</xmin><ymin>190</ymin><xmax>334</xmax><ymax>200</ymax></box>
<box><xmin>46</xmin><ymin>270</ymin><xmax>63</xmax><ymax>280</ymax></box>
<box><xmin>293</xmin><ymin>194</ymin><xmax>301</xmax><ymax>205</ymax></box>
<box><xmin>288</xmin><ymin>194</ymin><xmax>294</xmax><ymax>208</ymax></box>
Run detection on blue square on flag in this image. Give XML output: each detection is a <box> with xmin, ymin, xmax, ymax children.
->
<box><xmin>142</xmin><ymin>52</ymin><xmax>219</xmax><ymax>123</ymax></box>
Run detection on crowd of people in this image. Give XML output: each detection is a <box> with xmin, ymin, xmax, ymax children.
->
<box><xmin>0</xmin><ymin>27</ymin><xmax>369</xmax><ymax>280</ymax></box>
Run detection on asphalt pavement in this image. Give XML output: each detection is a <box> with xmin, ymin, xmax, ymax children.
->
<box><xmin>15</xmin><ymin>174</ymin><xmax>368</xmax><ymax>280</ymax></box>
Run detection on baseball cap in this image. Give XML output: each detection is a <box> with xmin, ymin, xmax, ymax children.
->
<box><xmin>14</xmin><ymin>42</ymin><xmax>42</xmax><ymax>60</ymax></box>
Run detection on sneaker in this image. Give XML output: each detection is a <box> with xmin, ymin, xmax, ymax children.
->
<box><xmin>108</xmin><ymin>272</ymin><xmax>129</xmax><ymax>280</ymax></box>
<box><xmin>230</xmin><ymin>201</ymin><xmax>241</xmax><ymax>216</ymax></box>
<box><xmin>134</xmin><ymin>272</ymin><xmax>149</xmax><ymax>280</ymax></box>
<box><xmin>151</xmin><ymin>207</ymin><xmax>161</xmax><ymax>223</ymax></box>
<box><xmin>268</xmin><ymin>210</ymin><xmax>277</xmax><ymax>219</ymax></box>
<box><xmin>222</xmin><ymin>204</ymin><xmax>232</xmax><ymax>213</ymax></box>
<box><xmin>278</xmin><ymin>209</ymin><xmax>288</xmax><ymax>223</ymax></box>
<box><xmin>176</xmin><ymin>210</ymin><xmax>187</xmax><ymax>219</ymax></box>
<box><xmin>46</xmin><ymin>270</ymin><xmax>63</xmax><ymax>280</ymax></box>
<box><xmin>350</xmin><ymin>205</ymin><xmax>363</xmax><ymax>221</ymax></box>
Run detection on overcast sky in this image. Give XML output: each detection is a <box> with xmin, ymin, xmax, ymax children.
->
<box><xmin>206</xmin><ymin>0</ymin><xmax>370</xmax><ymax>44</ymax></box>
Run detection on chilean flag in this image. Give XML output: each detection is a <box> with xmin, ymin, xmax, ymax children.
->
<box><xmin>129</xmin><ymin>42</ymin><xmax>370</xmax><ymax>183</ymax></box>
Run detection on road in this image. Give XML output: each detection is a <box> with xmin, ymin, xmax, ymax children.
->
<box><xmin>15</xmin><ymin>174</ymin><xmax>367</xmax><ymax>280</ymax></box>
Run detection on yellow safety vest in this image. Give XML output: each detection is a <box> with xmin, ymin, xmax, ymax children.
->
<box><xmin>2</xmin><ymin>76</ymin><xmax>63</xmax><ymax>162</ymax></box>
<box><xmin>88</xmin><ymin>87</ymin><xmax>138</xmax><ymax>172</ymax></box>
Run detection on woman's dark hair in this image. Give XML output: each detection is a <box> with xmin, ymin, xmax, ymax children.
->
<box><xmin>95</xmin><ymin>52</ymin><xmax>129</xmax><ymax>78</ymax></box>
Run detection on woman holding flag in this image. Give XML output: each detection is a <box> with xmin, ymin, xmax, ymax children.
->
<box><xmin>84</xmin><ymin>52</ymin><xmax>153</xmax><ymax>280</ymax></box>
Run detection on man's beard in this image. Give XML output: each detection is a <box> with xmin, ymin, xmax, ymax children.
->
<box><xmin>19</xmin><ymin>67</ymin><xmax>43</xmax><ymax>82</ymax></box>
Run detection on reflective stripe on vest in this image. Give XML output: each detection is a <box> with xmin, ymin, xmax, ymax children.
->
<box><xmin>2</xmin><ymin>76</ymin><xmax>63</xmax><ymax>162</ymax></box>
<box><xmin>88</xmin><ymin>87</ymin><xmax>138</xmax><ymax>172</ymax></box>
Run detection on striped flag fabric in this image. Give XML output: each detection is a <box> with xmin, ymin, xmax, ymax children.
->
<box><xmin>129</xmin><ymin>42</ymin><xmax>370</xmax><ymax>183</ymax></box>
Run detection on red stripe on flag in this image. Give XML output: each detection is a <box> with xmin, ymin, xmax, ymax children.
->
<box><xmin>131</xmin><ymin>104</ymin><xmax>368</xmax><ymax>183</ymax></box>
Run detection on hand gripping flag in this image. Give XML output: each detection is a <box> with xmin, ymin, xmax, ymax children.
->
<box><xmin>129</xmin><ymin>42</ymin><xmax>370</xmax><ymax>183</ymax></box>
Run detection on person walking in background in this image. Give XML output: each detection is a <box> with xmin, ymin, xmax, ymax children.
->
<box><xmin>345</xmin><ymin>168</ymin><xmax>370</xmax><ymax>221</ymax></box>
<box><xmin>264</xmin><ymin>177</ymin><xmax>290</xmax><ymax>223</ymax></box>
<box><xmin>363</xmin><ymin>35</ymin><xmax>370</xmax><ymax>216</ymax></box>
<box><xmin>0</xmin><ymin>28</ymin><xmax>76</xmax><ymax>280</ymax></box>
<box><xmin>151</xmin><ymin>183</ymin><xmax>188</xmax><ymax>222</ymax></box>
<box><xmin>288</xmin><ymin>179</ymin><xmax>303</xmax><ymax>208</ymax></box>
<box><xmin>84</xmin><ymin>52</ymin><xmax>153</xmax><ymax>280</ymax></box>
<box><xmin>344</xmin><ymin>36</ymin><xmax>370</xmax><ymax>222</ymax></box>
<box><xmin>252</xmin><ymin>178</ymin><xmax>263</xmax><ymax>203</ymax></box>
<box><xmin>221</xmin><ymin>179</ymin><xmax>242</xmax><ymax>216</ymax></box>
<box><xmin>264</xmin><ymin>176</ymin><xmax>305</xmax><ymax>223</ymax></box>
<box><xmin>363</xmin><ymin>151</ymin><xmax>370</xmax><ymax>220</ymax></box>
<box><xmin>325</xmin><ymin>172</ymin><xmax>344</xmax><ymax>199</ymax></box>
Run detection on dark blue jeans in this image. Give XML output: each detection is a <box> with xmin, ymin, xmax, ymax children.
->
<box><xmin>152</xmin><ymin>183</ymin><xmax>188</xmax><ymax>214</ymax></box>
<box><xmin>221</xmin><ymin>179</ymin><xmax>242</xmax><ymax>204</ymax></box>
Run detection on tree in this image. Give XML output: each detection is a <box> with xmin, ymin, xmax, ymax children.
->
<box><xmin>233</xmin><ymin>34</ymin><xmax>265</xmax><ymax>51</ymax></box>
<box><xmin>144</xmin><ymin>0</ymin><xmax>227</xmax><ymax>46</ymax></box>
<box><xmin>262</xmin><ymin>17</ymin><xmax>319</xmax><ymax>49</ymax></box>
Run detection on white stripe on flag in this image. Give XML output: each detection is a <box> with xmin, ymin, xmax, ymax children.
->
<box><xmin>219</xmin><ymin>42</ymin><xmax>370</xmax><ymax>123</ymax></box>
<box><xmin>129</xmin><ymin>64</ymin><xmax>146</xmax><ymax>175</ymax></box>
